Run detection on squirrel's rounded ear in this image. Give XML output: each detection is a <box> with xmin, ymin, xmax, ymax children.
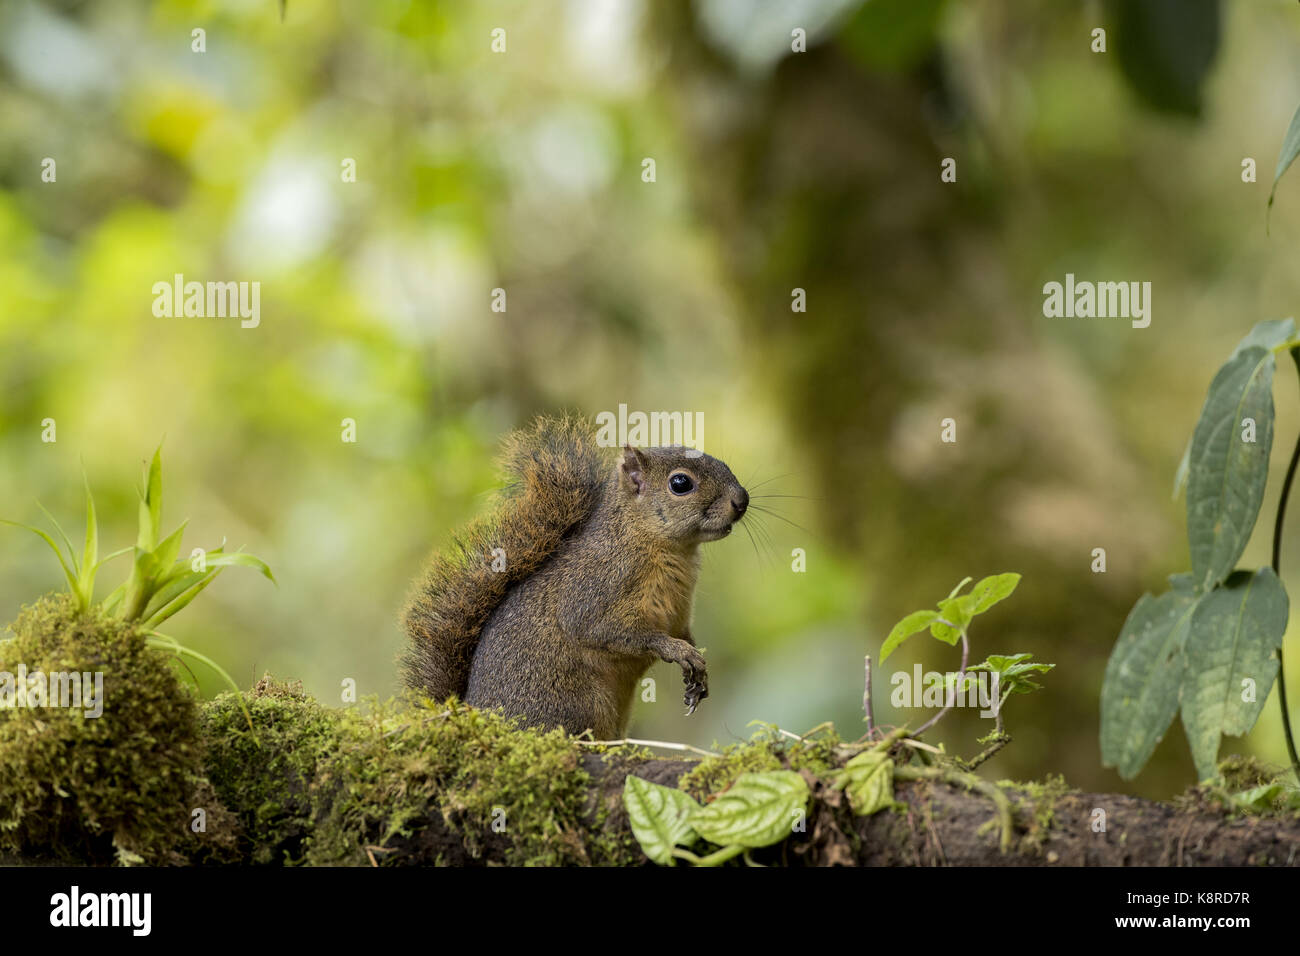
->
<box><xmin>621</xmin><ymin>445</ymin><xmax>648</xmax><ymax>495</ymax></box>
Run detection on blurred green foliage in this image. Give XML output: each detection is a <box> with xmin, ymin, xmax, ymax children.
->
<box><xmin>3</xmin><ymin>0</ymin><xmax>1300</xmax><ymax>801</ymax></box>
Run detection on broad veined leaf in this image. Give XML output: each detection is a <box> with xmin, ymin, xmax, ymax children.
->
<box><xmin>1228</xmin><ymin>318</ymin><xmax>1297</xmax><ymax>359</ymax></box>
<box><xmin>1180</xmin><ymin>568</ymin><xmax>1289</xmax><ymax>782</ymax></box>
<box><xmin>690</xmin><ymin>771</ymin><xmax>809</xmax><ymax>849</ymax></box>
<box><xmin>1174</xmin><ymin>319</ymin><xmax>1295</xmax><ymax>500</ymax></box>
<box><xmin>1100</xmin><ymin>579</ymin><xmax>1200</xmax><ymax>779</ymax></box>
<box><xmin>930</xmin><ymin>596</ymin><xmax>970</xmax><ymax>645</ymax></box>
<box><xmin>880</xmin><ymin>609</ymin><xmax>938</xmax><ymax>663</ymax></box>
<box><xmin>966</xmin><ymin>573</ymin><xmax>1021</xmax><ymax>615</ymax></box>
<box><xmin>623</xmin><ymin>776</ymin><xmax>701</xmax><ymax>865</ymax></box>
<box><xmin>834</xmin><ymin>751</ymin><xmax>894</xmax><ymax>816</ymax></box>
<box><xmin>1186</xmin><ymin>345</ymin><xmax>1275</xmax><ymax>591</ymax></box>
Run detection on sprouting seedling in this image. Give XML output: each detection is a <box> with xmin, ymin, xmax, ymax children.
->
<box><xmin>963</xmin><ymin>653</ymin><xmax>1054</xmax><ymax>734</ymax></box>
<box><xmin>869</xmin><ymin>572</ymin><xmax>1024</xmax><ymax>739</ymax></box>
<box><xmin>3</xmin><ymin>445</ymin><xmax>274</xmax><ymax>727</ymax></box>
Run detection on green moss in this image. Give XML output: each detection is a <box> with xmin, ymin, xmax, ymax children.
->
<box><xmin>1173</xmin><ymin>755</ymin><xmax>1300</xmax><ymax>818</ymax></box>
<box><xmin>678</xmin><ymin>723</ymin><xmax>839</xmax><ymax>800</ymax></box>
<box><xmin>0</xmin><ymin>594</ymin><xmax>230</xmax><ymax>864</ymax></box>
<box><xmin>996</xmin><ymin>773</ymin><xmax>1073</xmax><ymax>852</ymax></box>
<box><xmin>201</xmin><ymin>688</ymin><xmax>642</xmax><ymax>866</ymax></box>
<box><xmin>1218</xmin><ymin>754</ymin><xmax>1285</xmax><ymax>792</ymax></box>
<box><xmin>314</xmin><ymin>696</ymin><xmax>608</xmax><ymax>866</ymax></box>
<box><xmin>201</xmin><ymin>675</ymin><xmax>344</xmax><ymax>864</ymax></box>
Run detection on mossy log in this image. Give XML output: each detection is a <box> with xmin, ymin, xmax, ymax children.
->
<box><xmin>4</xmin><ymin>637</ymin><xmax>1299</xmax><ymax>866</ymax></box>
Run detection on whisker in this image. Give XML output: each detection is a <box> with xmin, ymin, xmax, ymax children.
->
<box><xmin>741</xmin><ymin>520</ymin><xmax>767</xmax><ymax>570</ymax></box>
<box><xmin>745</xmin><ymin>514</ymin><xmax>777</xmax><ymax>558</ymax></box>
<box><xmin>748</xmin><ymin>505</ymin><xmax>812</xmax><ymax>534</ymax></box>
<box><xmin>747</xmin><ymin>473</ymin><xmax>793</xmax><ymax>492</ymax></box>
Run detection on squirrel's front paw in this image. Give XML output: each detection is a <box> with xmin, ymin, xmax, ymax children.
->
<box><xmin>678</xmin><ymin>648</ymin><xmax>709</xmax><ymax>716</ymax></box>
<box><xmin>683</xmin><ymin>676</ymin><xmax>708</xmax><ymax>716</ymax></box>
<box><xmin>659</xmin><ymin>638</ymin><xmax>708</xmax><ymax>715</ymax></box>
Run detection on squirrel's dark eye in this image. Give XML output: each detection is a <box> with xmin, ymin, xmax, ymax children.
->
<box><xmin>669</xmin><ymin>473</ymin><xmax>694</xmax><ymax>495</ymax></box>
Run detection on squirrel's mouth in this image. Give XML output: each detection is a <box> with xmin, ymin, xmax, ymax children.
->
<box><xmin>698</xmin><ymin>518</ymin><xmax>735</xmax><ymax>541</ymax></box>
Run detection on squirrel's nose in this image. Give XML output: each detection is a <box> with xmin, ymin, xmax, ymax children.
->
<box><xmin>731</xmin><ymin>490</ymin><xmax>749</xmax><ymax>518</ymax></box>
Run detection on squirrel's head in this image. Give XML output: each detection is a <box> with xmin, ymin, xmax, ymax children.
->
<box><xmin>616</xmin><ymin>444</ymin><xmax>748</xmax><ymax>545</ymax></box>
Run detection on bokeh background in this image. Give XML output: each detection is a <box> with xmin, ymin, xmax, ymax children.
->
<box><xmin>3</xmin><ymin>0</ymin><xmax>1300</xmax><ymax>800</ymax></box>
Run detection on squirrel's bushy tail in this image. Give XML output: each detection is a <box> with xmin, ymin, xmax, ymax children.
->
<box><xmin>401</xmin><ymin>415</ymin><xmax>609</xmax><ymax>701</ymax></box>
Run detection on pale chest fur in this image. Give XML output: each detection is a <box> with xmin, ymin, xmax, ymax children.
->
<box><xmin>633</xmin><ymin>547</ymin><xmax>700</xmax><ymax>635</ymax></box>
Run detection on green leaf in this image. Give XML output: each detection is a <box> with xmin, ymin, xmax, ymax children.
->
<box><xmin>143</xmin><ymin>631</ymin><xmax>253</xmax><ymax>731</ymax></box>
<box><xmin>966</xmin><ymin>573</ymin><xmax>1021</xmax><ymax>615</ymax></box>
<box><xmin>143</xmin><ymin>570</ymin><xmax>224</xmax><ymax>628</ymax></box>
<box><xmin>139</xmin><ymin>446</ymin><xmax>163</xmax><ymax>551</ymax></box>
<box><xmin>1186</xmin><ymin>345</ymin><xmax>1275</xmax><ymax>591</ymax></box>
<box><xmin>101</xmin><ymin>581</ymin><xmax>127</xmax><ymax>614</ymax></box>
<box><xmin>145</xmin><ymin>567</ymin><xmax>222</xmax><ymax>629</ymax></box>
<box><xmin>152</xmin><ymin>523</ymin><xmax>188</xmax><ymax>580</ymax></box>
<box><xmin>36</xmin><ymin>501</ymin><xmax>79</xmax><ymax>577</ymax></box>
<box><xmin>1003</xmin><ymin>661</ymin><xmax>1054</xmax><ymax>681</ymax></box>
<box><xmin>1269</xmin><ymin>103</ymin><xmax>1300</xmax><ymax>228</ymax></box>
<box><xmin>79</xmin><ymin>473</ymin><xmax>98</xmax><ymax>606</ymax></box>
<box><xmin>204</xmin><ymin>551</ymin><xmax>276</xmax><ymax>583</ymax></box>
<box><xmin>880</xmin><ymin>609</ymin><xmax>938</xmax><ymax>663</ymax></box>
<box><xmin>123</xmin><ymin>545</ymin><xmax>165</xmax><ymax>621</ymax></box>
<box><xmin>91</xmin><ymin>546</ymin><xmax>133</xmax><ymax>572</ymax></box>
<box><xmin>1100</xmin><ymin>583</ymin><xmax>1201</xmax><ymax>779</ymax></box>
<box><xmin>1006</xmin><ymin>681</ymin><xmax>1043</xmax><ymax>695</ymax></box>
<box><xmin>1228</xmin><ymin>783</ymin><xmax>1284</xmax><ymax>812</ymax></box>
<box><xmin>970</xmin><ymin>653</ymin><xmax>1054</xmax><ymax>685</ymax></box>
<box><xmin>978</xmin><ymin>653</ymin><xmax>1031</xmax><ymax>672</ymax></box>
<box><xmin>1174</xmin><ymin>324</ymin><xmax>1294</xmax><ymax>501</ymax></box>
<box><xmin>0</xmin><ymin>519</ymin><xmax>78</xmax><ymax>595</ymax></box>
<box><xmin>1180</xmin><ymin>568</ymin><xmax>1289</xmax><ymax>782</ymax></box>
<box><xmin>834</xmin><ymin>751</ymin><xmax>895</xmax><ymax>816</ymax></box>
<box><xmin>622</xmin><ymin>776</ymin><xmax>701</xmax><ymax>865</ymax></box>
<box><xmin>152</xmin><ymin>544</ymin><xmax>227</xmax><ymax>591</ymax></box>
<box><xmin>690</xmin><ymin>771</ymin><xmax>809</xmax><ymax>849</ymax></box>
<box><xmin>1228</xmin><ymin>318</ymin><xmax>1297</xmax><ymax>358</ymax></box>
<box><xmin>930</xmin><ymin>597</ymin><xmax>971</xmax><ymax>645</ymax></box>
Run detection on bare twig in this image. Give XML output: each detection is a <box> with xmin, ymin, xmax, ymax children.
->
<box><xmin>575</xmin><ymin>737</ymin><xmax>723</xmax><ymax>759</ymax></box>
<box><xmin>900</xmin><ymin>737</ymin><xmax>943</xmax><ymax>755</ymax></box>
<box><xmin>863</xmin><ymin>655</ymin><xmax>876</xmax><ymax>736</ymax></box>
<box><xmin>912</xmin><ymin>624</ymin><xmax>970</xmax><ymax>737</ymax></box>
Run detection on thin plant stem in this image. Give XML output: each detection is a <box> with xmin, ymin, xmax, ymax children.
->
<box><xmin>1271</xmin><ymin>425</ymin><xmax>1300</xmax><ymax>778</ymax></box>
<box><xmin>913</xmin><ymin>625</ymin><xmax>970</xmax><ymax>737</ymax></box>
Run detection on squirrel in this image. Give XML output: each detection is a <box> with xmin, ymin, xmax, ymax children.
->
<box><xmin>401</xmin><ymin>415</ymin><xmax>749</xmax><ymax>739</ymax></box>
